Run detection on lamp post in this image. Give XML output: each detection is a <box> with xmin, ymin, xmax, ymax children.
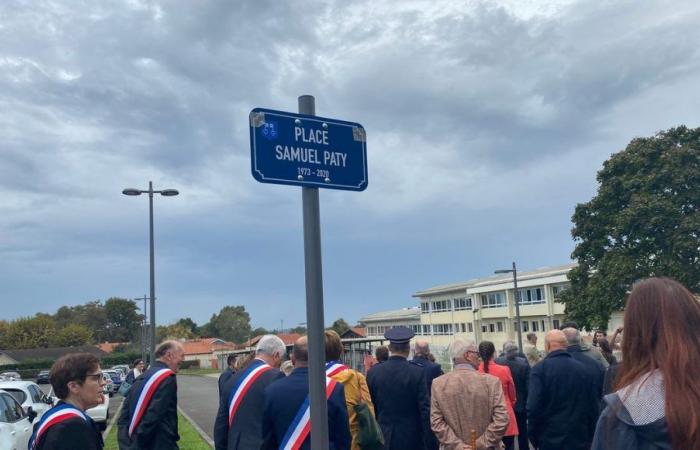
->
<box><xmin>495</xmin><ymin>262</ymin><xmax>523</xmax><ymax>353</ymax></box>
<box><xmin>123</xmin><ymin>181</ymin><xmax>179</xmax><ymax>365</ymax></box>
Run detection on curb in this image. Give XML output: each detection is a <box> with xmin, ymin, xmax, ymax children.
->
<box><xmin>103</xmin><ymin>396</ymin><xmax>124</xmax><ymax>439</ymax></box>
<box><xmin>178</xmin><ymin>406</ymin><xmax>215</xmax><ymax>448</ymax></box>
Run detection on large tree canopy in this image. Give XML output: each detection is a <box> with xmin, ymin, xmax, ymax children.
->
<box><xmin>559</xmin><ymin>126</ymin><xmax>700</xmax><ymax>329</ymax></box>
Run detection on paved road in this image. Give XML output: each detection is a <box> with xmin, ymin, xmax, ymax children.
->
<box><xmin>177</xmin><ymin>374</ymin><xmax>220</xmax><ymax>442</ymax></box>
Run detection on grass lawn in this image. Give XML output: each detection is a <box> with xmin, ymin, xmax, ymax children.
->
<box><xmin>178</xmin><ymin>367</ymin><xmax>221</xmax><ymax>376</ymax></box>
<box><xmin>104</xmin><ymin>411</ymin><xmax>211</xmax><ymax>449</ymax></box>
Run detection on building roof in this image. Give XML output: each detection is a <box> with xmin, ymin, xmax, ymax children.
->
<box><xmin>359</xmin><ymin>307</ymin><xmax>420</xmax><ymax>323</ymax></box>
<box><xmin>340</xmin><ymin>327</ymin><xmax>366</xmax><ymax>338</ymax></box>
<box><xmin>0</xmin><ymin>346</ymin><xmax>109</xmax><ymax>363</ymax></box>
<box><xmin>239</xmin><ymin>333</ymin><xmax>303</xmax><ymax>349</ymax></box>
<box><xmin>96</xmin><ymin>342</ymin><xmax>129</xmax><ymax>353</ymax></box>
<box><xmin>414</xmin><ymin>262</ymin><xmax>577</xmax><ymax>297</ymax></box>
<box><xmin>180</xmin><ymin>338</ymin><xmax>237</xmax><ymax>355</ymax></box>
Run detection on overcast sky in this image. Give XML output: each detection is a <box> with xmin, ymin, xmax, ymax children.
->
<box><xmin>2</xmin><ymin>0</ymin><xmax>699</xmax><ymax>330</ymax></box>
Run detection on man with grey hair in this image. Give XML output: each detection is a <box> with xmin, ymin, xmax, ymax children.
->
<box><xmin>430</xmin><ymin>339</ymin><xmax>508</xmax><ymax>449</ymax></box>
<box><xmin>496</xmin><ymin>342</ymin><xmax>530</xmax><ymax>450</ymax></box>
<box><xmin>411</xmin><ymin>340</ymin><xmax>444</xmax><ymax>394</ymax></box>
<box><xmin>562</xmin><ymin>327</ymin><xmax>605</xmax><ymax>399</ymax></box>
<box><xmin>214</xmin><ymin>335</ymin><xmax>286</xmax><ymax>450</ymax></box>
<box><xmin>524</xmin><ymin>332</ymin><xmax>542</xmax><ymax>366</ymax></box>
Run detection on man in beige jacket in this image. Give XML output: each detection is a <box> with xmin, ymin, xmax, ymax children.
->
<box><xmin>431</xmin><ymin>339</ymin><xmax>509</xmax><ymax>450</ymax></box>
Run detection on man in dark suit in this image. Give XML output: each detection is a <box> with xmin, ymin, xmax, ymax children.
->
<box><xmin>496</xmin><ymin>341</ymin><xmax>530</xmax><ymax>450</ymax></box>
<box><xmin>367</xmin><ymin>327</ymin><xmax>432</xmax><ymax>450</ymax></box>
<box><xmin>411</xmin><ymin>340</ymin><xmax>444</xmax><ymax>394</ymax></box>
<box><xmin>214</xmin><ymin>335</ymin><xmax>286</xmax><ymax>450</ymax></box>
<box><xmin>527</xmin><ymin>330</ymin><xmax>599</xmax><ymax>450</ymax></box>
<box><xmin>563</xmin><ymin>327</ymin><xmax>606</xmax><ymax>400</ymax></box>
<box><xmin>118</xmin><ymin>340</ymin><xmax>184</xmax><ymax>450</ymax></box>
<box><xmin>217</xmin><ymin>354</ymin><xmax>237</xmax><ymax>395</ymax></box>
<box><xmin>261</xmin><ymin>336</ymin><xmax>351</xmax><ymax>450</ymax></box>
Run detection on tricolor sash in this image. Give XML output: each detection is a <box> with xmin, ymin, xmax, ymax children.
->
<box><xmin>279</xmin><ymin>377</ymin><xmax>338</xmax><ymax>450</ymax></box>
<box><xmin>324</xmin><ymin>361</ymin><xmax>349</xmax><ymax>377</ymax></box>
<box><xmin>227</xmin><ymin>359</ymin><xmax>273</xmax><ymax>426</ymax></box>
<box><xmin>128</xmin><ymin>367</ymin><xmax>175</xmax><ymax>437</ymax></box>
<box><xmin>28</xmin><ymin>402</ymin><xmax>87</xmax><ymax>450</ymax></box>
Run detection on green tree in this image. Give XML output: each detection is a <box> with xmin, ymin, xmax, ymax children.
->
<box><xmin>54</xmin><ymin>324</ymin><xmax>93</xmax><ymax>347</ymax></box>
<box><xmin>104</xmin><ymin>298</ymin><xmax>143</xmax><ymax>342</ymax></box>
<box><xmin>175</xmin><ymin>318</ymin><xmax>199</xmax><ymax>335</ymax></box>
<box><xmin>0</xmin><ymin>320</ymin><xmax>9</xmax><ymax>348</ymax></box>
<box><xmin>560</xmin><ymin>126</ymin><xmax>700</xmax><ymax>329</ymax></box>
<box><xmin>328</xmin><ymin>318</ymin><xmax>350</xmax><ymax>335</ymax></box>
<box><xmin>206</xmin><ymin>306</ymin><xmax>252</xmax><ymax>344</ymax></box>
<box><xmin>4</xmin><ymin>316</ymin><xmax>56</xmax><ymax>348</ymax></box>
<box><xmin>72</xmin><ymin>301</ymin><xmax>108</xmax><ymax>342</ymax></box>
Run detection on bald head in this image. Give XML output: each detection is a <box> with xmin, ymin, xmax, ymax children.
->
<box><xmin>414</xmin><ymin>340</ymin><xmax>430</xmax><ymax>357</ymax></box>
<box><xmin>545</xmin><ymin>330</ymin><xmax>568</xmax><ymax>353</ymax></box>
<box><xmin>292</xmin><ymin>336</ymin><xmax>308</xmax><ymax>368</ymax></box>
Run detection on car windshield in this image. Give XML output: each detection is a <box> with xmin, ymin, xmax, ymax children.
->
<box><xmin>3</xmin><ymin>389</ymin><xmax>26</xmax><ymax>404</ymax></box>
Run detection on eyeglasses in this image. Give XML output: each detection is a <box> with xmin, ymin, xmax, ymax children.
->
<box><xmin>85</xmin><ymin>373</ymin><xmax>104</xmax><ymax>381</ymax></box>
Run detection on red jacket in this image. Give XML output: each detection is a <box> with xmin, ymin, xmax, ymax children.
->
<box><xmin>479</xmin><ymin>361</ymin><xmax>519</xmax><ymax>436</ymax></box>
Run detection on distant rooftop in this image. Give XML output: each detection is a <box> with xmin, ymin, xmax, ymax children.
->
<box><xmin>413</xmin><ymin>262</ymin><xmax>577</xmax><ymax>297</ymax></box>
<box><xmin>359</xmin><ymin>307</ymin><xmax>420</xmax><ymax>323</ymax></box>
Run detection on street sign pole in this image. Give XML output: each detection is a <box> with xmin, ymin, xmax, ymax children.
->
<box><xmin>299</xmin><ymin>95</ymin><xmax>329</xmax><ymax>450</ymax></box>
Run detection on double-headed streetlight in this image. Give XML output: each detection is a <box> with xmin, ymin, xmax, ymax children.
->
<box><xmin>123</xmin><ymin>181</ymin><xmax>179</xmax><ymax>365</ymax></box>
<box><xmin>495</xmin><ymin>262</ymin><xmax>523</xmax><ymax>353</ymax></box>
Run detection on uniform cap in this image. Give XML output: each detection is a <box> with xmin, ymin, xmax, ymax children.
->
<box><xmin>384</xmin><ymin>326</ymin><xmax>415</xmax><ymax>344</ymax></box>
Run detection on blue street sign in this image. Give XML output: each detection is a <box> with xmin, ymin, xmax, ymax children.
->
<box><xmin>249</xmin><ymin>108</ymin><xmax>368</xmax><ymax>191</ymax></box>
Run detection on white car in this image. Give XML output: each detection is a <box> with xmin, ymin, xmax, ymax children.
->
<box><xmin>48</xmin><ymin>384</ymin><xmax>110</xmax><ymax>431</ymax></box>
<box><xmin>0</xmin><ymin>389</ymin><xmax>36</xmax><ymax>450</ymax></box>
<box><xmin>0</xmin><ymin>380</ymin><xmax>52</xmax><ymax>421</ymax></box>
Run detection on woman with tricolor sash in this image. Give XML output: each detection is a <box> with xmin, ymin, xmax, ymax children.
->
<box><xmin>28</xmin><ymin>353</ymin><xmax>107</xmax><ymax>450</ymax></box>
<box><xmin>324</xmin><ymin>330</ymin><xmax>377</xmax><ymax>450</ymax></box>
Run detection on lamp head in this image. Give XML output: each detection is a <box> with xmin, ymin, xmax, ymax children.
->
<box><xmin>494</xmin><ymin>269</ymin><xmax>512</xmax><ymax>274</ymax></box>
<box><xmin>122</xmin><ymin>188</ymin><xmax>142</xmax><ymax>196</ymax></box>
<box><xmin>160</xmin><ymin>189</ymin><xmax>179</xmax><ymax>197</ymax></box>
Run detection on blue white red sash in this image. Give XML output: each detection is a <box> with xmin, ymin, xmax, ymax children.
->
<box><xmin>279</xmin><ymin>377</ymin><xmax>337</xmax><ymax>450</ymax></box>
<box><xmin>325</xmin><ymin>361</ymin><xmax>348</xmax><ymax>377</ymax></box>
<box><xmin>28</xmin><ymin>402</ymin><xmax>87</xmax><ymax>450</ymax></box>
<box><xmin>227</xmin><ymin>359</ymin><xmax>273</xmax><ymax>426</ymax></box>
<box><xmin>128</xmin><ymin>367</ymin><xmax>174</xmax><ymax>437</ymax></box>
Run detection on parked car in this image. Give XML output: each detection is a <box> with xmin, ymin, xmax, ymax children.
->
<box><xmin>0</xmin><ymin>380</ymin><xmax>52</xmax><ymax>421</ymax></box>
<box><xmin>48</xmin><ymin>385</ymin><xmax>110</xmax><ymax>431</ymax></box>
<box><xmin>111</xmin><ymin>365</ymin><xmax>129</xmax><ymax>380</ymax></box>
<box><xmin>103</xmin><ymin>370</ymin><xmax>122</xmax><ymax>393</ymax></box>
<box><xmin>102</xmin><ymin>372</ymin><xmax>115</xmax><ymax>397</ymax></box>
<box><xmin>0</xmin><ymin>372</ymin><xmax>21</xmax><ymax>381</ymax></box>
<box><xmin>0</xmin><ymin>389</ymin><xmax>36</xmax><ymax>450</ymax></box>
<box><xmin>36</xmin><ymin>370</ymin><xmax>50</xmax><ymax>384</ymax></box>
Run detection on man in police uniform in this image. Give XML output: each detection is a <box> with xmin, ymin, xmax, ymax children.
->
<box><xmin>367</xmin><ymin>327</ymin><xmax>432</xmax><ymax>450</ymax></box>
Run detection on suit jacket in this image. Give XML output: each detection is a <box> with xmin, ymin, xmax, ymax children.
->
<box><xmin>214</xmin><ymin>359</ymin><xmax>284</xmax><ymax>450</ymax></box>
<box><xmin>35</xmin><ymin>401</ymin><xmax>104</xmax><ymax>450</ymax></box>
<box><xmin>367</xmin><ymin>355</ymin><xmax>432</xmax><ymax>450</ymax></box>
<box><xmin>527</xmin><ymin>349</ymin><xmax>598</xmax><ymax>450</ymax></box>
<box><xmin>118</xmin><ymin>361</ymin><xmax>179</xmax><ymax>450</ymax></box>
<box><xmin>495</xmin><ymin>356</ymin><xmax>530</xmax><ymax>413</ymax></box>
<box><xmin>410</xmin><ymin>356</ymin><xmax>444</xmax><ymax>395</ymax></box>
<box><xmin>430</xmin><ymin>367</ymin><xmax>509</xmax><ymax>450</ymax></box>
<box><xmin>261</xmin><ymin>367</ymin><xmax>351</xmax><ymax>450</ymax></box>
<box><xmin>478</xmin><ymin>362</ymin><xmax>518</xmax><ymax>436</ymax></box>
<box><xmin>568</xmin><ymin>344</ymin><xmax>606</xmax><ymax>399</ymax></box>
<box><xmin>217</xmin><ymin>367</ymin><xmax>234</xmax><ymax>394</ymax></box>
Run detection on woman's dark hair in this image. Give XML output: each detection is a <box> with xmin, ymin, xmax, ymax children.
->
<box><xmin>374</xmin><ymin>346</ymin><xmax>389</xmax><ymax>362</ymax></box>
<box><xmin>478</xmin><ymin>341</ymin><xmax>495</xmax><ymax>373</ymax></box>
<box><xmin>50</xmin><ymin>353</ymin><xmax>100</xmax><ymax>399</ymax></box>
<box><xmin>616</xmin><ymin>277</ymin><xmax>700</xmax><ymax>450</ymax></box>
<box><xmin>132</xmin><ymin>358</ymin><xmax>143</xmax><ymax>367</ymax></box>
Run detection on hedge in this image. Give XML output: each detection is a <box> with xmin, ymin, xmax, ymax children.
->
<box><xmin>0</xmin><ymin>352</ymin><xmax>143</xmax><ymax>379</ymax></box>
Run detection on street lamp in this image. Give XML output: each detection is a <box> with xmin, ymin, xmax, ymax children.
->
<box><xmin>122</xmin><ymin>181</ymin><xmax>179</xmax><ymax>365</ymax></box>
<box><xmin>495</xmin><ymin>262</ymin><xmax>523</xmax><ymax>353</ymax></box>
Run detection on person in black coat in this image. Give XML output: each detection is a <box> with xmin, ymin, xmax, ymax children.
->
<box><xmin>217</xmin><ymin>354</ymin><xmax>237</xmax><ymax>395</ymax></box>
<box><xmin>30</xmin><ymin>353</ymin><xmax>106</xmax><ymax>450</ymax></box>
<box><xmin>411</xmin><ymin>340</ymin><xmax>444</xmax><ymax>394</ymax></box>
<box><xmin>118</xmin><ymin>341</ymin><xmax>184</xmax><ymax>450</ymax></box>
<box><xmin>562</xmin><ymin>327</ymin><xmax>606</xmax><ymax>400</ymax></box>
<box><xmin>261</xmin><ymin>336</ymin><xmax>351</xmax><ymax>450</ymax></box>
<box><xmin>367</xmin><ymin>327</ymin><xmax>432</xmax><ymax>450</ymax></box>
<box><xmin>496</xmin><ymin>341</ymin><xmax>530</xmax><ymax>450</ymax></box>
<box><xmin>214</xmin><ymin>336</ymin><xmax>286</xmax><ymax>450</ymax></box>
<box><xmin>527</xmin><ymin>330</ymin><xmax>599</xmax><ymax>450</ymax></box>
<box><xmin>125</xmin><ymin>359</ymin><xmax>145</xmax><ymax>385</ymax></box>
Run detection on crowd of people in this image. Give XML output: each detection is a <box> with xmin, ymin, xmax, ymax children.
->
<box><xmin>28</xmin><ymin>276</ymin><xmax>700</xmax><ymax>450</ymax></box>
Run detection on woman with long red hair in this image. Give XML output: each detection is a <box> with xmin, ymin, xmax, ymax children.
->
<box><xmin>592</xmin><ymin>277</ymin><xmax>700</xmax><ymax>450</ymax></box>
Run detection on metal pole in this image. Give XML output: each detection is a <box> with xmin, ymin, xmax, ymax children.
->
<box><xmin>512</xmin><ymin>261</ymin><xmax>523</xmax><ymax>353</ymax></box>
<box><xmin>149</xmin><ymin>181</ymin><xmax>156</xmax><ymax>366</ymax></box>
<box><xmin>142</xmin><ymin>295</ymin><xmax>147</xmax><ymax>363</ymax></box>
<box><xmin>299</xmin><ymin>94</ymin><xmax>329</xmax><ymax>450</ymax></box>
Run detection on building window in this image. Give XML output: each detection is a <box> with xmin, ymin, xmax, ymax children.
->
<box><xmin>497</xmin><ymin>321</ymin><xmax>504</xmax><ymax>332</ymax></box>
<box><xmin>514</xmin><ymin>321</ymin><xmax>519</xmax><ymax>332</ymax></box>
<box><xmin>468</xmin><ymin>323</ymin><xmax>474</xmax><ymax>332</ymax></box>
<box><xmin>552</xmin><ymin>284</ymin><xmax>569</xmax><ymax>297</ymax></box>
<box><xmin>421</xmin><ymin>302</ymin><xmax>429</xmax><ymax>313</ymax></box>
<box><xmin>532</xmin><ymin>321</ymin><xmax>539</xmax><ymax>332</ymax></box>
<box><xmin>489</xmin><ymin>323</ymin><xmax>495</xmax><ymax>333</ymax></box>
<box><xmin>433</xmin><ymin>324</ymin><xmax>453</xmax><ymax>335</ymax></box>
<box><xmin>454</xmin><ymin>297</ymin><xmax>473</xmax><ymax>311</ymax></box>
<box><xmin>553</xmin><ymin>319</ymin><xmax>560</xmax><ymax>329</ymax></box>
<box><xmin>522</xmin><ymin>321</ymin><xmax>529</xmax><ymax>332</ymax></box>
<box><xmin>431</xmin><ymin>299</ymin><xmax>451</xmax><ymax>312</ymax></box>
<box><xmin>422</xmin><ymin>324</ymin><xmax>431</xmax><ymax>334</ymax></box>
<box><xmin>480</xmin><ymin>292</ymin><xmax>506</xmax><ymax>308</ymax></box>
<box><xmin>482</xmin><ymin>325</ymin><xmax>487</xmax><ymax>333</ymax></box>
<box><xmin>368</xmin><ymin>327</ymin><xmax>376</xmax><ymax>335</ymax></box>
<box><xmin>518</xmin><ymin>287</ymin><xmax>545</xmax><ymax>305</ymax></box>
<box><xmin>410</xmin><ymin>324</ymin><xmax>422</xmax><ymax>335</ymax></box>
<box><xmin>541</xmin><ymin>320</ymin><xmax>546</xmax><ymax>331</ymax></box>
<box><xmin>460</xmin><ymin>323</ymin><xmax>466</xmax><ymax>332</ymax></box>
